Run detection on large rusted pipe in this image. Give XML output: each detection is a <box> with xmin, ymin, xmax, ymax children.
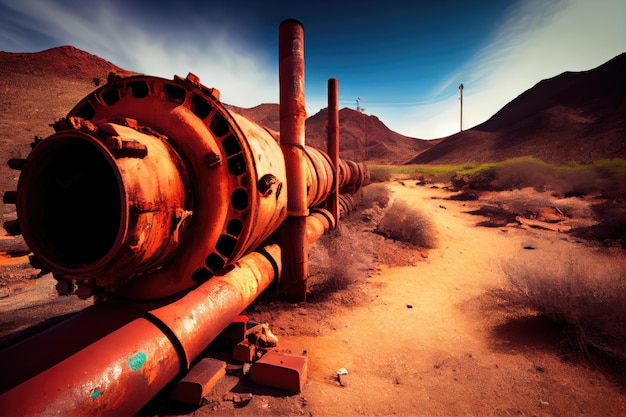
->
<box><xmin>7</xmin><ymin>71</ymin><xmax>365</xmax><ymax>301</ymax></box>
<box><xmin>278</xmin><ymin>19</ymin><xmax>309</xmax><ymax>301</ymax></box>
<box><xmin>0</xmin><ymin>18</ymin><xmax>370</xmax><ymax>417</ymax></box>
<box><xmin>327</xmin><ymin>78</ymin><xmax>340</xmax><ymax>228</ymax></box>
<box><xmin>0</xmin><ymin>244</ymin><xmax>281</xmax><ymax>416</ymax></box>
<box><xmin>9</xmin><ymin>73</ymin><xmax>293</xmax><ymax>300</ymax></box>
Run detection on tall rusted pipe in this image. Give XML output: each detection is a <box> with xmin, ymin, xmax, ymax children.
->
<box><xmin>279</xmin><ymin>19</ymin><xmax>309</xmax><ymax>301</ymax></box>
<box><xmin>327</xmin><ymin>78</ymin><xmax>340</xmax><ymax>228</ymax></box>
<box><xmin>0</xmin><ymin>245</ymin><xmax>281</xmax><ymax>416</ymax></box>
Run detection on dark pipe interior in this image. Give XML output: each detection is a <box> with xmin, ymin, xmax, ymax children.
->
<box><xmin>23</xmin><ymin>136</ymin><xmax>122</xmax><ymax>266</ymax></box>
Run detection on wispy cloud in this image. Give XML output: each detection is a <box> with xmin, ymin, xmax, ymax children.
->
<box><xmin>0</xmin><ymin>0</ymin><xmax>279</xmax><ymax>107</ymax></box>
<box><xmin>1</xmin><ymin>0</ymin><xmax>624</xmax><ymax>140</ymax></box>
<box><xmin>393</xmin><ymin>0</ymin><xmax>626</xmax><ymax>139</ymax></box>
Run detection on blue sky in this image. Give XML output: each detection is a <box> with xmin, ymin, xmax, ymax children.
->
<box><xmin>1</xmin><ymin>0</ymin><xmax>624</xmax><ymax>139</ymax></box>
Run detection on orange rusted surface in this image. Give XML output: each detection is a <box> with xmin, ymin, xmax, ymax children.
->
<box><xmin>12</xmin><ymin>73</ymin><xmax>290</xmax><ymax>300</ymax></box>
<box><xmin>16</xmin><ymin>121</ymin><xmax>187</xmax><ymax>290</ymax></box>
<box><xmin>0</xmin><ymin>244</ymin><xmax>280</xmax><ymax>416</ymax></box>
<box><xmin>279</xmin><ymin>18</ymin><xmax>309</xmax><ymax>301</ymax></box>
<box><xmin>327</xmin><ymin>78</ymin><xmax>340</xmax><ymax>227</ymax></box>
<box><xmin>0</xmin><ymin>18</ymin><xmax>369</xmax><ymax>416</ymax></box>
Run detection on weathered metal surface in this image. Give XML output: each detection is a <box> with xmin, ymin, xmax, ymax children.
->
<box><xmin>249</xmin><ymin>350</ymin><xmax>308</xmax><ymax>393</ymax></box>
<box><xmin>8</xmin><ymin>67</ymin><xmax>366</xmax><ymax>301</ymax></box>
<box><xmin>0</xmin><ymin>244</ymin><xmax>281</xmax><ymax>416</ymax></box>
<box><xmin>0</xmin><ymin>17</ymin><xmax>369</xmax><ymax>416</ymax></box>
<box><xmin>279</xmin><ymin>18</ymin><xmax>310</xmax><ymax>301</ymax></box>
<box><xmin>170</xmin><ymin>358</ymin><xmax>227</xmax><ymax>405</ymax></box>
<box><xmin>16</xmin><ymin>122</ymin><xmax>187</xmax><ymax>290</ymax></box>
<box><xmin>327</xmin><ymin>78</ymin><xmax>340</xmax><ymax>227</ymax></box>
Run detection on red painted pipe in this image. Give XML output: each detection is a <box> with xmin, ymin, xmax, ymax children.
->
<box><xmin>279</xmin><ymin>19</ymin><xmax>309</xmax><ymax>301</ymax></box>
<box><xmin>0</xmin><ymin>245</ymin><xmax>281</xmax><ymax>416</ymax></box>
<box><xmin>0</xmin><ymin>18</ymin><xmax>369</xmax><ymax>416</ymax></box>
<box><xmin>327</xmin><ymin>78</ymin><xmax>340</xmax><ymax>228</ymax></box>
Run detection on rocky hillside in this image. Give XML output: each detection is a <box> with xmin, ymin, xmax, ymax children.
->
<box><xmin>224</xmin><ymin>104</ymin><xmax>433</xmax><ymax>164</ymax></box>
<box><xmin>407</xmin><ymin>53</ymin><xmax>626</xmax><ymax>165</ymax></box>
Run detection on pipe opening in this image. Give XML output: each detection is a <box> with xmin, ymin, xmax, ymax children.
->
<box><xmin>210</xmin><ymin>114</ymin><xmax>229</xmax><ymax>137</ymax></box>
<box><xmin>128</xmin><ymin>81</ymin><xmax>149</xmax><ymax>98</ymax></box>
<box><xmin>216</xmin><ymin>234</ymin><xmax>237</xmax><ymax>258</ymax></box>
<box><xmin>191</xmin><ymin>94</ymin><xmax>213</xmax><ymax>119</ymax></box>
<box><xmin>164</xmin><ymin>84</ymin><xmax>186</xmax><ymax>104</ymax></box>
<box><xmin>222</xmin><ymin>135</ymin><xmax>241</xmax><ymax>156</ymax></box>
<box><xmin>76</xmin><ymin>102</ymin><xmax>96</xmax><ymax>120</ymax></box>
<box><xmin>230</xmin><ymin>189</ymin><xmax>248</xmax><ymax>210</ymax></box>
<box><xmin>227</xmin><ymin>154</ymin><xmax>246</xmax><ymax>175</ymax></box>
<box><xmin>21</xmin><ymin>136</ymin><xmax>122</xmax><ymax>266</ymax></box>
<box><xmin>205</xmin><ymin>252</ymin><xmax>225</xmax><ymax>271</ymax></box>
<box><xmin>100</xmin><ymin>87</ymin><xmax>120</xmax><ymax>106</ymax></box>
<box><xmin>191</xmin><ymin>267</ymin><xmax>212</xmax><ymax>283</ymax></box>
<box><xmin>226</xmin><ymin>219</ymin><xmax>243</xmax><ymax>237</ymax></box>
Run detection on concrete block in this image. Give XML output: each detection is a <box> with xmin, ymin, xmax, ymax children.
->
<box><xmin>249</xmin><ymin>351</ymin><xmax>307</xmax><ymax>393</ymax></box>
<box><xmin>170</xmin><ymin>358</ymin><xmax>226</xmax><ymax>405</ymax></box>
<box><xmin>215</xmin><ymin>315</ymin><xmax>248</xmax><ymax>346</ymax></box>
<box><xmin>232</xmin><ymin>341</ymin><xmax>256</xmax><ymax>363</ymax></box>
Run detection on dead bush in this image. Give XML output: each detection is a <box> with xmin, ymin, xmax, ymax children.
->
<box><xmin>502</xmin><ymin>247</ymin><xmax>626</xmax><ymax>363</ymax></box>
<box><xmin>484</xmin><ymin>188</ymin><xmax>595</xmax><ymax>220</ymax></box>
<box><xmin>475</xmin><ymin>159</ymin><xmax>626</xmax><ymax>197</ymax></box>
<box><xmin>367</xmin><ymin>166</ymin><xmax>393</xmax><ymax>183</ymax></box>
<box><xmin>375</xmin><ymin>200</ymin><xmax>437</xmax><ymax>249</ymax></box>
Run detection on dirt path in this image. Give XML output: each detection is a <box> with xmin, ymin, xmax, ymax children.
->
<box><xmin>200</xmin><ymin>182</ymin><xmax>625</xmax><ymax>417</ymax></box>
<box><xmin>1</xmin><ymin>181</ymin><xmax>625</xmax><ymax>416</ymax></box>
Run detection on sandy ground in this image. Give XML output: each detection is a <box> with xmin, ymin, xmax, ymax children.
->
<box><xmin>1</xmin><ymin>181</ymin><xmax>625</xmax><ymax>416</ymax></box>
<box><xmin>163</xmin><ymin>181</ymin><xmax>624</xmax><ymax>416</ymax></box>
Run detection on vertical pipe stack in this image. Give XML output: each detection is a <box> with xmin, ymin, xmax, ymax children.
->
<box><xmin>278</xmin><ymin>19</ymin><xmax>309</xmax><ymax>301</ymax></box>
<box><xmin>327</xmin><ymin>78</ymin><xmax>340</xmax><ymax>227</ymax></box>
<box><xmin>0</xmin><ymin>18</ymin><xmax>370</xmax><ymax>416</ymax></box>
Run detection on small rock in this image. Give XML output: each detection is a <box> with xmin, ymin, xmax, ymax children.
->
<box><xmin>338</xmin><ymin>373</ymin><xmax>350</xmax><ymax>387</ymax></box>
<box><xmin>242</xmin><ymin>362</ymin><xmax>252</xmax><ymax>375</ymax></box>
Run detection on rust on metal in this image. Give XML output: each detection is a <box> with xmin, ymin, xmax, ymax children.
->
<box><xmin>0</xmin><ymin>18</ymin><xmax>369</xmax><ymax>416</ymax></box>
<box><xmin>279</xmin><ymin>18</ymin><xmax>310</xmax><ymax>301</ymax></box>
<box><xmin>327</xmin><ymin>78</ymin><xmax>340</xmax><ymax>227</ymax></box>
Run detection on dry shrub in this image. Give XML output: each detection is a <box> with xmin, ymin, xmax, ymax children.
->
<box><xmin>368</xmin><ymin>166</ymin><xmax>393</xmax><ymax>183</ymax></box>
<box><xmin>485</xmin><ymin>188</ymin><xmax>594</xmax><ymax>220</ymax></box>
<box><xmin>503</xmin><ymin>247</ymin><xmax>626</xmax><ymax>362</ymax></box>
<box><xmin>375</xmin><ymin>200</ymin><xmax>437</xmax><ymax>249</ymax></box>
<box><xmin>359</xmin><ymin>183</ymin><xmax>394</xmax><ymax>210</ymax></box>
<box><xmin>455</xmin><ymin>159</ymin><xmax>626</xmax><ymax>198</ymax></box>
<box><xmin>490</xmin><ymin>160</ymin><xmax>626</xmax><ymax>197</ymax></box>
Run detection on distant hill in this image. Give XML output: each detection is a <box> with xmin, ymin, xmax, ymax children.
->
<box><xmin>0</xmin><ymin>45</ymin><xmax>136</xmax><ymax>83</ymax></box>
<box><xmin>224</xmin><ymin>104</ymin><xmax>433</xmax><ymax>164</ymax></box>
<box><xmin>3</xmin><ymin>45</ymin><xmax>623</xmax><ymax>213</ymax></box>
<box><xmin>0</xmin><ymin>45</ymin><xmax>432</xmax><ymax>216</ymax></box>
<box><xmin>407</xmin><ymin>53</ymin><xmax>626</xmax><ymax>165</ymax></box>
<box><xmin>304</xmin><ymin>107</ymin><xmax>434</xmax><ymax>164</ymax></box>
<box><xmin>0</xmin><ymin>46</ymin><xmax>139</xmax><ymax>215</ymax></box>
<box><xmin>224</xmin><ymin>103</ymin><xmax>281</xmax><ymax>133</ymax></box>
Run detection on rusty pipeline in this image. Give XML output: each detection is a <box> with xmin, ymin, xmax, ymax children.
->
<box><xmin>0</xmin><ymin>19</ymin><xmax>369</xmax><ymax>416</ymax></box>
<box><xmin>0</xmin><ymin>244</ymin><xmax>281</xmax><ymax>416</ymax></box>
<box><xmin>8</xmin><ymin>71</ymin><xmax>367</xmax><ymax>300</ymax></box>
<box><xmin>327</xmin><ymin>77</ymin><xmax>340</xmax><ymax>227</ymax></box>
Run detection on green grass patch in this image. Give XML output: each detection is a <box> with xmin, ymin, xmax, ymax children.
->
<box><xmin>367</xmin><ymin>157</ymin><xmax>626</xmax><ymax>193</ymax></box>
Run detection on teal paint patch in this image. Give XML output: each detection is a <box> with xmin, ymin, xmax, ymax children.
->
<box><xmin>90</xmin><ymin>388</ymin><xmax>101</xmax><ymax>399</ymax></box>
<box><xmin>128</xmin><ymin>352</ymin><xmax>147</xmax><ymax>371</ymax></box>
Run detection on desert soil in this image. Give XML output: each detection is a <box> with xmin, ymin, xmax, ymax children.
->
<box><xmin>1</xmin><ymin>180</ymin><xmax>625</xmax><ymax>416</ymax></box>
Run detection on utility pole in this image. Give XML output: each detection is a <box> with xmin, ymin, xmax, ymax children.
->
<box><xmin>459</xmin><ymin>83</ymin><xmax>464</xmax><ymax>132</ymax></box>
